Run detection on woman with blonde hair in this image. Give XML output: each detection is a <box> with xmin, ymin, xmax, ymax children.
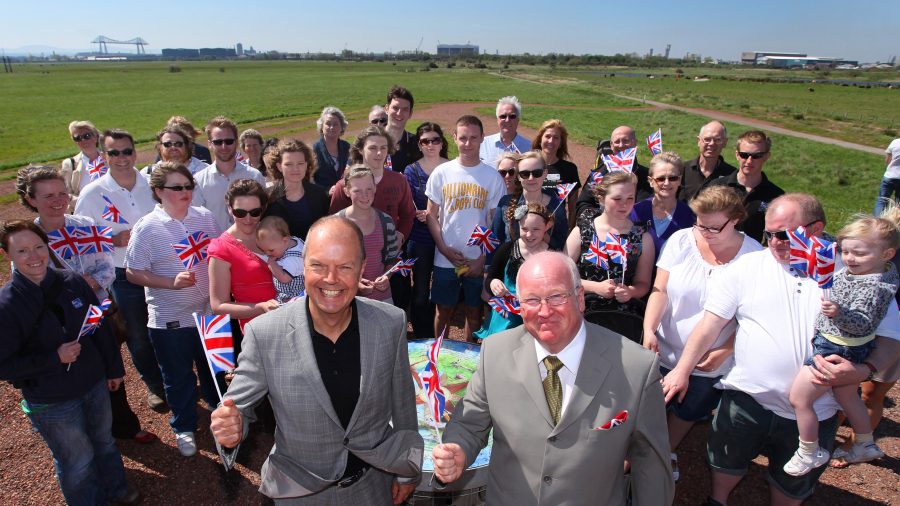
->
<box><xmin>60</xmin><ymin>120</ymin><xmax>103</xmax><ymax>205</ymax></box>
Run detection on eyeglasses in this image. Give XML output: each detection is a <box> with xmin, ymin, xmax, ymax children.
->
<box><xmin>498</xmin><ymin>114</ymin><xmax>518</xmax><ymax>121</ymax></box>
<box><xmin>231</xmin><ymin>207</ymin><xmax>263</xmax><ymax>218</ymax></box>
<box><xmin>162</xmin><ymin>141</ymin><xmax>185</xmax><ymax>148</ymax></box>
<box><xmin>73</xmin><ymin>132</ymin><xmax>94</xmax><ymax>142</ymax></box>
<box><xmin>518</xmin><ymin>168</ymin><xmax>544</xmax><ymax>179</ymax></box>
<box><xmin>498</xmin><ymin>169</ymin><xmax>516</xmax><ymax>177</ymax></box>
<box><xmin>105</xmin><ymin>148</ymin><xmax>134</xmax><ymax>157</ymax></box>
<box><xmin>161</xmin><ymin>184</ymin><xmax>195</xmax><ymax>192</ymax></box>
<box><xmin>419</xmin><ymin>137</ymin><xmax>442</xmax><ymax>146</ymax></box>
<box><xmin>764</xmin><ymin>220</ymin><xmax>820</xmax><ymax>242</ymax></box>
<box><xmin>211</xmin><ymin>138</ymin><xmax>236</xmax><ymax>146</ymax></box>
<box><xmin>653</xmin><ymin>175</ymin><xmax>680</xmax><ymax>183</ymax></box>
<box><xmin>370</xmin><ymin>118</ymin><xmax>388</xmax><ymax>126</ymax></box>
<box><xmin>694</xmin><ymin>221</ymin><xmax>730</xmax><ymax>234</ymax></box>
<box><xmin>737</xmin><ymin>151</ymin><xmax>768</xmax><ymax>160</ymax></box>
<box><xmin>520</xmin><ymin>292</ymin><xmax>574</xmax><ymax>309</ymax></box>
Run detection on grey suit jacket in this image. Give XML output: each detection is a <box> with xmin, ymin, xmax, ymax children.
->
<box><xmin>443</xmin><ymin>322</ymin><xmax>673</xmax><ymax>506</ymax></box>
<box><xmin>223</xmin><ymin>297</ymin><xmax>423</xmax><ymax>499</ymax></box>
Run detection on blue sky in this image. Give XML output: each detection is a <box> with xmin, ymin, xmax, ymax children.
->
<box><xmin>3</xmin><ymin>0</ymin><xmax>898</xmax><ymax>62</ymax></box>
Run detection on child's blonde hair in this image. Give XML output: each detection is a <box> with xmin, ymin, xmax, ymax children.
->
<box><xmin>837</xmin><ymin>201</ymin><xmax>900</xmax><ymax>251</ymax></box>
<box><xmin>343</xmin><ymin>164</ymin><xmax>375</xmax><ymax>188</ymax></box>
<box><xmin>257</xmin><ymin>215</ymin><xmax>290</xmax><ymax>238</ymax></box>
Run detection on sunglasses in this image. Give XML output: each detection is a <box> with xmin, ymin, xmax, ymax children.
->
<box><xmin>211</xmin><ymin>138</ymin><xmax>236</xmax><ymax>146</ymax></box>
<box><xmin>518</xmin><ymin>168</ymin><xmax>544</xmax><ymax>179</ymax></box>
<box><xmin>737</xmin><ymin>151</ymin><xmax>768</xmax><ymax>160</ymax></box>
<box><xmin>162</xmin><ymin>141</ymin><xmax>185</xmax><ymax>148</ymax></box>
<box><xmin>162</xmin><ymin>184</ymin><xmax>195</xmax><ymax>192</ymax></box>
<box><xmin>498</xmin><ymin>114</ymin><xmax>518</xmax><ymax>120</ymax></box>
<box><xmin>653</xmin><ymin>175</ymin><xmax>681</xmax><ymax>183</ymax></box>
<box><xmin>105</xmin><ymin>148</ymin><xmax>134</xmax><ymax>157</ymax></box>
<box><xmin>370</xmin><ymin>118</ymin><xmax>388</xmax><ymax>125</ymax></box>
<box><xmin>764</xmin><ymin>220</ymin><xmax>820</xmax><ymax>242</ymax></box>
<box><xmin>73</xmin><ymin>132</ymin><xmax>94</xmax><ymax>142</ymax></box>
<box><xmin>231</xmin><ymin>207</ymin><xmax>263</xmax><ymax>218</ymax></box>
<box><xmin>498</xmin><ymin>169</ymin><xmax>516</xmax><ymax>177</ymax></box>
<box><xmin>419</xmin><ymin>137</ymin><xmax>442</xmax><ymax>146</ymax></box>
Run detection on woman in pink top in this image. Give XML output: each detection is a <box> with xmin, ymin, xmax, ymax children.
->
<box><xmin>208</xmin><ymin>179</ymin><xmax>278</xmax><ymax>332</ymax></box>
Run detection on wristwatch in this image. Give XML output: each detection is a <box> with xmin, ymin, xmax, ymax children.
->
<box><xmin>862</xmin><ymin>361</ymin><xmax>877</xmax><ymax>382</ymax></box>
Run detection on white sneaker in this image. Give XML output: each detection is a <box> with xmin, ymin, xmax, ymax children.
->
<box><xmin>843</xmin><ymin>442</ymin><xmax>885</xmax><ymax>464</ymax></box>
<box><xmin>783</xmin><ymin>447</ymin><xmax>830</xmax><ymax>476</ymax></box>
<box><xmin>175</xmin><ymin>432</ymin><xmax>196</xmax><ymax>457</ymax></box>
<box><xmin>671</xmin><ymin>453</ymin><xmax>680</xmax><ymax>482</ymax></box>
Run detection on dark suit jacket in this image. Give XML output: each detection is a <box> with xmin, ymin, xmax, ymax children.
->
<box><xmin>312</xmin><ymin>137</ymin><xmax>351</xmax><ymax>190</ymax></box>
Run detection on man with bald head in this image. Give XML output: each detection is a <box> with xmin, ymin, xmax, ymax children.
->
<box><xmin>679</xmin><ymin>121</ymin><xmax>736</xmax><ymax>201</ymax></box>
<box><xmin>433</xmin><ymin>251</ymin><xmax>672</xmax><ymax>505</ymax></box>
<box><xmin>661</xmin><ymin>193</ymin><xmax>900</xmax><ymax>505</ymax></box>
<box><xmin>576</xmin><ymin>126</ymin><xmax>652</xmax><ymax>217</ymax></box>
<box><xmin>211</xmin><ymin>216</ymin><xmax>422</xmax><ymax>504</ymax></box>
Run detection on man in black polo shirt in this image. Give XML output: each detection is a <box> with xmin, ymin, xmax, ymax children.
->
<box><xmin>384</xmin><ymin>85</ymin><xmax>421</xmax><ymax>173</ymax></box>
<box><xmin>575</xmin><ymin>125</ymin><xmax>652</xmax><ymax>218</ymax></box>
<box><xmin>679</xmin><ymin>120</ymin><xmax>737</xmax><ymax>202</ymax></box>
<box><xmin>710</xmin><ymin>130</ymin><xmax>785</xmax><ymax>243</ymax></box>
<box><xmin>211</xmin><ymin>216</ymin><xmax>423</xmax><ymax>504</ymax></box>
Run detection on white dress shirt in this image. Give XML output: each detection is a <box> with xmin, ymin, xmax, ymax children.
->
<box><xmin>533</xmin><ymin>321</ymin><xmax>587</xmax><ymax>417</ymax></box>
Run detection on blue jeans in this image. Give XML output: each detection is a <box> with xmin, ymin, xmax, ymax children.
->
<box><xmin>109</xmin><ymin>268</ymin><xmax>164</xmax><ymax>394</ymax></box>
<box><xmin>874</xmin><ymin>177</ymin><xmax>900</xmax><ymax>216</ymax></box>
<box><xmin>148</xmin><ymin>326</ymin><xmax>219</xmax><ymax>433</ymax></box>
<box><xmin>25</xmin><ymin>380</ymin><xmax>130</xmax><ymax>505</ymax></box>
<box><xmin>407</xmin><ymin>240</ymin><xmax>436</xmax><ymax>340</ymax></box>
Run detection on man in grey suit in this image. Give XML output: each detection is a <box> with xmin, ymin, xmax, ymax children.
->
<box><xmin>432</xmin><ymin>251</ymin><xmax>673</xmax><ymax>505</ymax></box>
<box><xmin>211</xmin><ymin>216</ymin><xmax>423</xmax><ymax>504</ymax></box>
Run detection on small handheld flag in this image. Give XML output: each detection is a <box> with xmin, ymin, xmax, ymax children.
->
<box><xmin>101</xmin><ymin>195</ymin><xmax>128</xmax><ymax>224</ymax></box>
<box><xmin>811</xmin><ymin>237</ymin><xmax>836</xmax><ymax>292</ymax></box>
<box><xmin>194</xmin><ymin>313</ymin><xmax>235</xmax><ymax>402</ymax></box>
<box><xmin>384</xmin><ymin>154</ymin><xmax>393</xmax><ymax>171</ymax></box>
<box><xmin>74</xmin><ymin>226</ymin><xmax>114</xmax><ymax>255</ymax></box>
<box><xmin>646</xmin><ymin>129</ymin><xmax>663</xmax><ymax>155</ymax></box>
<box><xmin>69</xmin><ymin>298</ymin><xmax>112</xmax><ymax>371</ymax></box>
<box><xmin>605</xmin><ymin>233</ymin><xmax>628</xmax><ymax>266</ymax></box>
<box><xmin>584</xmin><ymin>233</ymin><xmax>609</xmax><ymax>270</ymax></box>
<box><xmin>87</xmin><ymin>156</ymin><xmax>108</xmax><ymax>182</ymax></box>
<box><xmin>787</xmin><ymin>227</ymin><xmax>817</xmax><ymax>278</ymax></box>
<box><xmin>588</xmin><ymin>170</ymin><xmax>604</xmax><ymax>187</ymax></box>
<box><xmin>467</xmin><ymin>225</ymin><xmax>499</xmax><ymax>255</ymax></box>
<box><xmin>46</xmin><ymin>226</ymin><xmax>81</xmax><ymax>259</ymax></box>
<box><xmin>601</xmin><ymin>147</ymin><xmax>637</xmax><ymax>174</ymax></box>
<box><xmin>383</xmin><ymin>258</ymin><xmax>417</xmax><ymax>278</ymax></box>
<box><xmin>555</xmin><ymin>183</ymin><xmax>576</xmax><ymax>202</ymax></box>
<box><xmin>173</xmin><ymin>231</ymin><xmax>211</xmax><ymax>270</ymax></box>
<box><xmin>488</xmin><ymin>294</ymin><xmax>521</xmax><ymax>318</ymax></box>
<box><xmin>422</xmin><ymin>328</ymin><xmax>447</xmax><ymax>439</ymax></box>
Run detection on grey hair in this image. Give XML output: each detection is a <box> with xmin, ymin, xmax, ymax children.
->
<box><xmin>698</xmin><ymin>120</ymin><xmax>728</xmax><ymax>139</ymax></box>
<box><xmin>317</xmin><ymin>106</ymin><xmax>349</xmax><ymax>136</ymax></box>
<box><xmin>496</xmin><ymin>96</ymin><xmax>522</xmax><ymax>117</ymax></box>
<box><xmin>516</xmin><ymin>251</ymin><xmax>582</xmax><ymax>291</ymax></box>
<box><xmin>369</xmin><ymin>105</ymin><xmax>386</xmax><ymax>117</ymax></box>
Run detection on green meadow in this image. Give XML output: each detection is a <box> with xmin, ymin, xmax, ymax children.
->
<box><xmin>0</xmin><ymin>60</ymin><xmax>891</xmax><ymax>229</ymax></box>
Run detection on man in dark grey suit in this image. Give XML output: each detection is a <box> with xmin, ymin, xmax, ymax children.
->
<box><xmin>211</xmin><ymin>216</ymin><xmax>423</xmax><ymax>504</ymax></box>
<box><xmin>432</xmin><ymin>251</ymin><xmax>673</xmax><ymax>505</ymax></box>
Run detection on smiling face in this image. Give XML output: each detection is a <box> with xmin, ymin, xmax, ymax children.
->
<box><xmin>4</xmin><ymin>229</ymin><xmax>49</xmax><ymax>285</ymax></box>
<box><xmin>242</xmin><ymin>137</ymin><xmax>262</xmax><ymax>163</ymax></box>
<box><xmin>160</xmin><ymin>132</ymin><xmax>189</xmax><ymax>163</ymax></box>
<box><xmin>27</xmin><ymin>178</ymin><xmax>70</xmax><ymax>220</ymax></box>
<box><xmin>603</xmin><ymin>182</ymin><xmax>637</xmax><ymax>220</ymax></box>
<box><xmin>229</xmin><ymin>195</ymin><xmax>263</xmax><ymax>235</ymax></box>
<box><xmin>540</xmin><ymin>127</ymin><xmax>561</xmax><ymax>157</ymax></box>
<box><xmin>279</xmin><ymin>150</ymin><xmax>308</xmax><ymax>184</ymax></box>
<box><xmin>517</xmin><ymin>254</ymin><xmax>585</xmax><ymax>354</ymax></box>
<box><xmin>304</xmin><ymin>220</ymin><xmax>364</xmax><ymax>320</ymax></box>
<box><xmin>841</xmin><ymin>236</ymin><xmax>894</xmax><ymax>276</ymax></box>
<box><xmin>102</xmin><ymin>135</ymin><xmax>137</xmax><ymax>174</ymax></box>
<box><xmin>519</xmin><ymin>213</ymin><xmax>552</xmax><ymax>248</ymax></box>
<box><xmin>649</xmin><ymin>162</ymin><xmax>681</xmax><ymax>200</ymax></box>
<box><xmin>362</xmin><ymin>135</ymin><xmax>389</xmax><ymax>171</ymax></box>
<box><xmin>698</xmin><ymin>122</ymin><xmax>727</xmax><ymax>159</ymax></box>
<box><xmin>610</xmin><ymin>127</ymin><xmax>637</xmax><ymax>154</ymax></box>
<box><xmin>208</xmin><ymin>126</ymin><xmax>237</xmax><ymax>163</ymax></box>
<box><xmin>387</xmin><ymin>98</ymin><xmax>411</xmax><ymax>129</ymax></box>
<box><xmin>517</xmin><ymin>156</ymin><xmax>546</xmax><ymax>192</ymax></box>
<box><xmin>496</xmin><ymin>103</ymin><xmax>520</xmax><ymax>138</ymax></box>
<box><xmin>344</xmin><ymin>174</ymin><xmax>376</xmax><ymax>210</ymax></box>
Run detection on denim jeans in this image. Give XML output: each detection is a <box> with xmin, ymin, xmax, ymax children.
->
<box><xmin>148</xmin><ymin>326</ymin><xmax>219</xmax><ymax>433</ymax></box>
<box><xmin>874</xmin><ymin>177</ymin><xmax>900</xmax><ymax>216</ymax></box>
<box><xmin>109</xmin><ymin>268</ymin><xmax>164</xmax><ymax>394</ymax></box>
<box><xmin>25</xmin><ymin>380</ymin><xmax>130</xmax><ymax>505</ymax></box>
<box><xmin>407</xmin><ymin>240</ymin><xmax>436</xmax><ymax>340</ymax></box>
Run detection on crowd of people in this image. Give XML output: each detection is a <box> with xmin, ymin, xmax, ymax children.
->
<box><xmin>1</xmin><ymin>84</ymin><xmax>899</xmax><ymax>506</ymax></box>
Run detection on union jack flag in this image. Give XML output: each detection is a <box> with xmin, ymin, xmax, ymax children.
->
<box><xmin>236</xmin><ymin>152</ymin><xmax>248</xmax><ymax>164</ymax></box>
<box><xmin>422</xmin><ymin>328</ymin><xmax>447</xmax><ymax>424</ymax></box>
<box><xmin>100</xmin><ymin>195</ymin><xmax>128</xmax><ymax>224</ymax></box>
<box><xmin>646</xmin><ymin>129</ymin><xmax>663</xmax><ymax>155</ymax></box>
<box><xmin>74</xmin><ymin>226</ymin><xmax>114</xmax><ymax>255</ymax></box>
<box><xmin>488</xmin><ymin>294</ymin><xmax>521</xmax><ymax>318</ymax></box>
<box><xmin>605</xmin><ymin>233</ymin><xmax>629</xmax><ymax>266</ymax></box>
<box><xmin>601</xmin><ymin>147</ymin><xmax>637</xmax><ymax>174</ymax></box>
<box><xmin>555</xmin><ymin>183</ymin><xmax>576</xmax><ymax>202</ymax></box>
<box><xmin>811</xmin><ymin>237</ymin><xmax>836</xmax><ymax>289</ymax></box>
<box><xmin>78</xmin><ymin>298</ymin><xmax>112</xmax><ymax>339</ymax></box>
<box><xmin>588</xmin><ymin>170</ymin><xmax>604</xmax><ymax>186</ymax></box>
<box><xmin>172</xmin><ymin>231</ymin><xmax>210</xmax><ymax>269</ymax></box>
<box><xmin>384</xmin><ymin>154</ymin><xmax>393</xmax><ymax>171</ymax></box>
<box><xmin>584</xmin><ymin>233</ymin><xmax>609</xmax><ymax>270</ymax></box>
<box><xmin>466</xmin><ymin>225</ymin><xmax>499</xmax><ymax>255</ymax></box>
<box><xmin>193</xmin><ymin>313</ymin><xmax>235</xmax><ymax>374</ymax></box>
<box><xmin>87</xmin><ymin>156</ymin><xmax>108</xmax><ymax>182</ymax></box>
<box><xmin>386</xmin><ymin>258</ymin><xmax>417</xmax><ymax>277</ymax></box>
<box><xmin>46</xmin><ymin>226</ymin><xmax>81</xmax><ymax>259</ymax></box>
<box><xmin>787</xmin><ymin>227</ymin><xmax>817</xmax><ymax>278</ymax></box>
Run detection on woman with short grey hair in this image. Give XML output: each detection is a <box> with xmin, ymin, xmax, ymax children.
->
<box><xmin>312</xmin><ymin>106</ymin><xmax>351</xmax><ymax>194</ymax></box>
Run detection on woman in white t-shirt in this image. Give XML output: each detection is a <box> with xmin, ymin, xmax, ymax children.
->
<box><xmin>642</xmin><ymin>185</ymin><xmax>763</xmax><ymax>480</ymax></box>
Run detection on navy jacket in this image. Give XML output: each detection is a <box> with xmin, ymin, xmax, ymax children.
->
<box><xmin>312</xmin><ymin>137</ymin><xmax>351</xmax><ymax>190</ymax></box>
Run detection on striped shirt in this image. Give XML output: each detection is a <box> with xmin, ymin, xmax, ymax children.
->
<box><xmin>125</xmin><ymin>205</ymin><xmax>221</xmax><ymax>329</ymax></box>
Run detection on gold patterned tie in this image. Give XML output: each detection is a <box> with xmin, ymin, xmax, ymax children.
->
<box><xmin>542</xmin><ymin>356</ymin><xmax>564</xmax><ymax>425</ymax></box>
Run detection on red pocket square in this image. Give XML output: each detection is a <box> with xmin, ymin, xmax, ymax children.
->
<box><xmin>595</xmin><ymin>410</ymin><xmax>629</xmax><ymax>430</ymax></box>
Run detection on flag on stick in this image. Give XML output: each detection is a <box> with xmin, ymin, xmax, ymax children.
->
<box><xmin>466</xmin><ymin>225</ymin><xmax>499</xmax><ymax>255</ymax></box>
<box><xmin>194</xmin><ymin>313</ymin><xmax>235</xmax><ymax>402</ymax></box>
<box><xmin>646</xmin><ymin>129</ymin><xmax>663</xmax><ymax>155</ymax></box>
<box><xmin>488</xmin><ymin>294</ymin><xmax>521</xmax><ymax>318</ymax></box>
<box><xmin>601</xmin><ymin>147</ymin><xmax>637</xmax><ymax>173</ymax></box>
<box><xmin>173</xmin><ymin>231</ymin><xmax>211</xmax><ymax>270</ymax></box>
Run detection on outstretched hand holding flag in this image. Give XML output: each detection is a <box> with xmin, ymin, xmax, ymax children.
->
<box><xmin>69</xmin><ymin>298</ymin><xmax>112</xmax><ymax>371</ymax></box>
<box><xmin>173</xmin><ymin>231</ymin><xmax>211</xmax><ymax>270</ymax></box>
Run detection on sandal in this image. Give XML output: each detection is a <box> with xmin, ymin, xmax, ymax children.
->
<box><xmin>829</xmin><ymin>447</ymin><xmax>850</xmax><ymax>468</ymax></box>
<box><xmin>133</xmin><ymin>430</ymin><xmax>158</xmax><ymax>444</ymax></box>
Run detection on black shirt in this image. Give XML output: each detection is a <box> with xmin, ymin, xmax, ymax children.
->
<box><xmin>709</xmin><ymin>171</ymin><xmax>785</xmax><ymax>243</ymax></box>
<box><xmin>679</xmin><ymin>155</ymin><xmax>737</xmax><ymax>202</ymax></box>
<box><xmin>391</xmin><ymin>130</ymin><xmax>422</xmax><ymax>173</ymax></box>
<box><xmin>575</xmin><ymin>160</ymin><xmax>652</xmax><ymax>219</ymax></box>
<box><xmin>541</xmin><ymin>159</ymin><xmax>582</xmax><ymax>195</ymax></box>
<box><xmin>306</xmin><ymin>299</ymin><xmax>366</xmax><ymax>477</ymax></box>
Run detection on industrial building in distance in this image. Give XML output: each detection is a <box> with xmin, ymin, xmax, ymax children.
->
<box><xmin>437</xmin><ymin>44</ymin><xmax>479</xmax><ymax>56</ymax></box>
<box><xmin>741</xmin><ymin>51</ymin><xmax>858</xmax><ymax>68</ymax></box>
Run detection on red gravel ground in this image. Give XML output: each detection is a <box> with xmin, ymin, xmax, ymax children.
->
<box><xmin>0</xmin><ymin>102</ymin><xmax>897</xmax><ymax>505</ymax></box>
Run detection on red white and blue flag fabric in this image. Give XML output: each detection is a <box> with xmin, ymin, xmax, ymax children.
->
<box><xmin>646</xmin><ymin>129</ymin><xmax>663</xmax><ymax>156</ymax></box>
<box><xmin>101</xmin><ymin>195</ymin><xmax>128</xmax><ymax>224</ymax></box>
<box><xmin>555</xmin><ymin>183</ymin><xmax>576</xmax><ymax>202</ymax></box>
<box><xmin>811</xmin><ymin>236</ymin><xmax>837</xmax><ymax>290</ymax></box>
<box><xmin>74</xmin><ymin>226</ymin><xmax>114</xmax><ymax>255</ymax></box>
<box><xmin>384</xmin><ymin>155</ymin><xmax>393</xmax><ymax>171</ymax></box>
<box><xmin>605</xmin><ymin>233</ymin><xmax>629</xmax><ymax>266</ymax></box>
<box><xmin>422</xmin><ymin>329</ymin><xmax>446</xmax><ymax>425</ymax></box>
<box><xmin>236</xmin><ymin>152</ymin><xmax>248</xmax><ymax>164</ymax></box>
<box><xmin>78</xmin><ymin>298</ymin><xmax>112</xmax><ymax>339</ymax></box>
<box><xmin>172</xmin><ymin>231</ymin><xmax>210</xmax><ymax>270</ymax></box>
<box><xmin>46</xmin><ymin>226</ymin><xmax>81</xmax><ymax>259</ymax></box>
<box><xmin>194</xmin><ymin>313</ymin><xmax>236</xmax><ymax>375</ymax></box>
<box><xmin>601</xmin><ymin>147</ymin><xmax>637</xmax><ymax>174</ymax></box>
<box><xmin>588</xmin><ymin>170</ymin><xmax>604</xmax><ymax>187</ymax></box>
<box><xmin>584</xmin><ymin>233</ymin><xmax>609</xmax><ymax>270</ymax></box>
<box><xmin>386</xmin><ymin>258</ymin><xmax>417</xmax><ymax>277</ymax></box>
<box><xmin>787</xmin><ymin>227</ymin><xmax>817</xmax><ymax>278</ymax></box>
<box><xmin>87</xmin><ymin>156</ymin><xmax>108</xmax><ymax>182</ymax></box>
<box><xmin>488</xmin><ymin>294</ymin><xmax>521</xmax><ymax>318</ymax></box>
<box><xmin>467</xmin><ymin>225</ymin><xmax>499</xmax><ymax>255</ymax></box>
